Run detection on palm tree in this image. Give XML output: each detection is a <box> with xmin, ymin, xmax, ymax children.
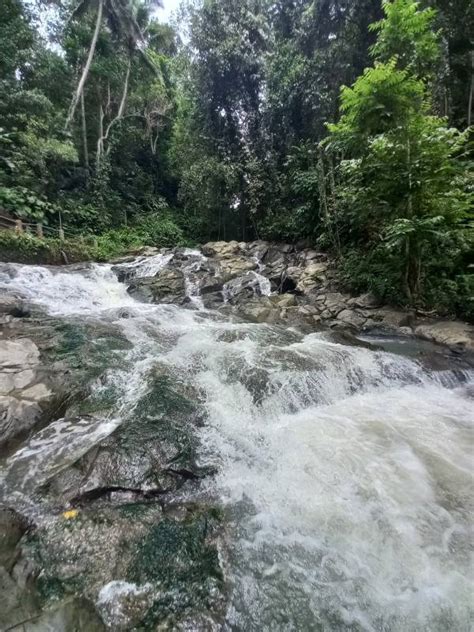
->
<box><xmin>64</xmin><ymin>0</ymin><xmax>162</xmax><ymax>130</ymax></box>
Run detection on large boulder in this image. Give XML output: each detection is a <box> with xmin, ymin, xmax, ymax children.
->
<box><xmin>333</xmin><ymin>309</ymin><xmax>367</xmax><ymax>330</ymax></box>
<box><xmin>414</xmin><ymin>321</ymin><xmax>474</xmax><ymax>353</ymax></box>
<box><xmin>347</xmin><ymin>292</ymin><xmax>380</xmax><ymax>309</ymax></box>
<box><xmin>238</xmin><ymin>297</ymin><xmax>276</xmax><ymax>323</ymax></box>
<box><xmin>201</xmin><ymin>240</ymin><xmax>240</xmax><ymax>257</ymax></box>
<box><xmin>296</xmin><ymin>262</ymin><xmax>328</xmax><ymax>294</ymax></box>
<box><xmin>218</xmin><ymin>255</ymin><xmax>256</xmax><ymax>278</ymax></box>
<box><xmin>127</xmin><ymin>269</ymin><xmax>185</xmax><ymax>304</ymax></box>
<box><xmin>370</xmin><ymin>307</ymin><xmax>414</xmax><ymax>330</ymax></box>
<box><xmin>0</xmin><ymin>338</ymin><xmax>55</xmax><ymax>448</ymax></box>
<box><xmin>0</xmin><ymin>507</ymin><xmax>29</xmax><ymax>572</ymax></box>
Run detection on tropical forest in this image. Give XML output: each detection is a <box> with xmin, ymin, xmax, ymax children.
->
<box><xmin>0</xmin><ymin>1</ymin><xmax>473</xmax><ymax>631</ymax></box>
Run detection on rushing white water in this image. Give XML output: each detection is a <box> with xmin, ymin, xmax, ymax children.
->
<box><xmin>0</xmin><ymin>260</ymin><xmax>472</xmax><ymax>631</ymax></box>
<box><xmin>0</xmin><ymin>263</ymin><xmax>136</xmax><ymax>315</ymax></box>
<box><xmin>116</xmin><ymin>252</ymin><xmax>174</xmax><ymax>278</ymax></box>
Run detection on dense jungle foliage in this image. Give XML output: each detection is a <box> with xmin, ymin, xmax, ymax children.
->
<box><xmin>0</xmin><ymin>0</ymin><xmax>472</xmax><ymax>315</ymax></box>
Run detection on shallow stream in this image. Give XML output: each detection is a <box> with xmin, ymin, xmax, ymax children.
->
<box><xmin>0</xmin><ymin>256</ymin><xmax>472</xmax><ymax>631</ymax></box>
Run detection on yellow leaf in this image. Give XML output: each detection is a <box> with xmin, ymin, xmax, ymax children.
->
<box><xmin>62</xmin><ymin>509</ymin><xmax>78</xmax><ymax>519</ymax></box>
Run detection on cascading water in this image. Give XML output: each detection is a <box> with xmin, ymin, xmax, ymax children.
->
<box><xmin>0</xmin><ymin>258</ymin><xmax>472</xmax><ymax>631</ymax></box>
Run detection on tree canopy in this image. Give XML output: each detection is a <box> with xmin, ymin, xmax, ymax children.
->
<box><xmin>0</xmin><ymin>0</ymin><xmax>472</xmax><ymax>316</ymax></box>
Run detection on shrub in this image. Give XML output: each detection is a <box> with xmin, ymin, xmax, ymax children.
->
<box><xmin>0</xmin><ymin>231</ymin><xmax>94</xmax><ymax>264</ymax></box>
<box><xmin>135</xmin><ymin>213</ymin><xmax>186</xmax><ymax>248</ymax></box>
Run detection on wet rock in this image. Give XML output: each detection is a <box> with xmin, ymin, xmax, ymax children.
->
<box><xmin>0</xmin><ymin>338</ymin><xmax>40</xmax><ymax>369</ymax></box>
<box><xmin>223</xmin><ymin>271</ymin><xmax>270</xmax><ymax>306</ymax></box>
<box><xmin>262</xmin><ymin>247</ymin><xmax>286</xmax><ymax>271</ymax></box>
<box><xmin>24</xmin><ymin>598</ymin><xmax>105</xmax><ymax>631</ymax></box>
<box><xmin>296</xmin><ymin>263</ymin><xmax>328</xmax><ymax>294</ymax></box>
<box><xmin>283</xmin><ymin>266</ymin><xmax>304</xmax><ymax>289</ymax></box>
<box><xmin>333</xmin><ymin>309</ymin><xmax>367</xmax><ymax>330</ymax></box>
<box><xmin>0</xmin><ymin>507</ymin><xmax>29</xmax><ymax>572</ymax></box>
<box><xmin>0</xmin><ymin>566</ymin><xmax>26</xmax><ymax>625</ymax></box>
<box><xmin>414</xmin><ymin>321</ymin><xmax>474</xmax><ymax>353</ymax></box>
<box><xmin>247</xmin><ymin>240</ymin><xmax>269</xmax><ymax>260</ymax></box>
<box><xmin>0</xmin><ymin>338</ymin><xmax>59</xmax><ymax>448</ymax></box>
<box><xmin>323</xmin><ymin>292</ymin><xmax>350</xmax><ymax>317</ymax></box>
<box><xmin>222</xmin><ymin>275</ymin><xmax>257</xmax><ymax>304</ymax></box>
<box><xmin>201</xmin><ymin>240</ymin><xmax>240</xmax><ymax>257</ymax></box>
<box><xmin>218</xmin><ymin>255</ymin><xmax>256</xmax><ymax>278</ymax></box>
<box><xmin>0</xmin><ymin>296</ymin><xmax>30</xmax><ymax>318</ymax></box>
<box><xmin>21</xmin><ymin>504</ymin><xmax>224</xmax><ymax>631</ymax></box>
<box><xmin>347</xmin><ymin>292</ymin><xmax>380</xmax><ymax>309</ymax></box>
<box><xmin>297</xmin><ymin>304</ymin><xmax>320</xmax><ymax>316</ymax></box>
<box><xmin>371</xmin><ymin>307</ymin><xmax>414</xmax><ymax>330</ymax></box>
<box><xmin>0</xmin><ymin>396</ymin><xmax>42</xmax><ymax>448</ymax></box>
<box><xmin>201</xmin><ymin>291</ymin><xmax>225</xmax><ymax>310</ymax></box>
<box><xmin>238</xmin><ymin>298</ymin><xmax>274</xmax><ymax>323</ymax></box>
<box><xmin>127</xmin><ymin>269</ymin><xmax>185</xmax><ymax>304</ymax></box>
<box><xmin>96</xmin><ymin>580</ymin><xmax>155</xmax><ymax>630</ymax></box>
<box><xmin>269</xmin><ymin>294</ymin><xmax>297</xmax><ymax>308</ymax></box>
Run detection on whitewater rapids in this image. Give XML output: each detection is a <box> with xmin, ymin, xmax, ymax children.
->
<box><xmin>0</xmin><ymin>257</ymin><xmax>472</xmax><ymax>631</ymax></box>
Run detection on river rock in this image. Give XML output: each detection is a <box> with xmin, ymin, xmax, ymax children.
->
<box><xmin>347</xmin><ymin>292</ymin><xmax>380</xmax><ymax>309</ymax></box>
<box><xmin>333</xmin><ymin>309</ymin><xmax>367</xmax><ymax>330</ymax></box>
<box><xmin>222</xmin><ymin>275</ymin><xmax>258</xmax><ymax>305</ymax></box>
<box><xmin>0</xmin><ymin>395</ymin><xmax>45</xmax><ymax>450</ymax></box>
<box><xmin>127</xmin><ymin>269</ymin><xmax>186</xmax><ymax>304</ymax></box>
<box><xmin>96</xmin><ymin>580</ymin><xmax>155</xmax><ymax>630</ymax></box>
<box><xmin>238</xmin><ymin>298</ymin><xmax>275</xmax><ymax>323</ymax></box>
<box><xmin>0</xmin><ymin>338</ymin><xmax>56</xmax><ymax>447</ymax></box>
<box><xmin>0</xmin><ymin>507</ymin><xmax>29</xmax><ymax>572</ymax></box>
<box><xmin>371</xmin><ymin>307</ymin><xmax>414</xmax><ymax>330</ymax></box>
<box><xmin>323</xmin><ymin>292</ymin><xmax>350</xmax><ymax>316</ymax></box>
<box><xmin>0</xmin><ymin>338</ymin><xmax>40</xmax><ymax>369</ymax></box>
<box><xmin>219</xmin><ymin>255</ymin><xmax>256</xmax><ymax>278</ymax></box>
<box><xmin>201</xmin><ymin>240</ymin><xmax>240</xmax><ymax>257</ymax></box>
<box><xmin>296</xmin><ymin>263</ymin><xmax>328</xmax><ymax>294</ymax></box>
<box><xmin>247</xmin><ymin>240</ymin><xmax>269</xmax><ymax>259</ymax></box>
<box><xmin>0</xmin><ymin>296</ymin><xmax>30</xmax><ymax>318</ymax></box>
<box><xmin>24</xmin><ymin>598</ymin><xmax>105</xmax><ymax>631</ymax></box>
<box><xmin>414</xmin><ymin>321</ymin><xmax>474</xmax><ymax>353</ymax></box>
<box><xmin>269</xmin><ymin>294</ymin><xmax>297</xmax><ymax>308</ymax></box>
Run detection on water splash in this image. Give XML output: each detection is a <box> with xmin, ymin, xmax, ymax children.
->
<box><xmin>0</xmin><ymin>263</ymin><xmax>135</xmax><ymax>316</ymax></box>
<box><xmin>115</xmin><ymin>252</ymin><xmax>174</xmax><ymax>278</ymax></box>
<box><xmin>0</xmin><ymin>257</ymin><xmax>472</xmax><ymax>631</ymax></box>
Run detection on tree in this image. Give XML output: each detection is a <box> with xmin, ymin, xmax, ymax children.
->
<box><xmin>328</xmin><ymin>0</ymin><xmax>471</xmax><ymax>305</ymax></box>
<box><xmin>64</xmin><ymin>0</ymin><xmax>163</xmax><ymax>130</ymax></box>
<box><xmin>370</xmin><ymin>0</ymin><xmax>440</xmax><ymax>77</ymax></box>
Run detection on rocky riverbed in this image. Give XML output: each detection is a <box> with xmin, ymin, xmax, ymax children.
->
<box><xmin>117</xmin><ymin>240</ymin><xmax>473</xmax><ymax>353</ymax></box>
<box><xmin>0</xmin><ymin>242</ymin><xmax>472</xmax><ymax>631</ymax></box>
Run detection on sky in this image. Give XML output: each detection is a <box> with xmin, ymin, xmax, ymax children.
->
<box><xmin>156</xmin><ymin>0</ymin><xmax>182</xmax><ymax>23</ymax></box>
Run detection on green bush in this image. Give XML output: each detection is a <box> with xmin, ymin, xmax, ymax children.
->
<box><xmin>135</xmin><ymin>213</ymin><xmax>186</xmax><ymax>248</ymax></box>
<box><xmin>339</xmin><ymin>247</ymin><xmax>406</xmax><ymax>305</ymax></box>
<box><xmin>94</xmin><ymin>229</ymin><xmax>144</xmax><ymax>261</ymax></box>
<box><xmin>0</xmin><ymin>231</ymin><xmax>95</xmax><ymax>264</ymax></box>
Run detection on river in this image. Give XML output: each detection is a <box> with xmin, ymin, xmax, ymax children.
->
<box><xmin>0</xmin><ymin>255</ymin><xmax>472</xmax><ymax>631</ymax></box>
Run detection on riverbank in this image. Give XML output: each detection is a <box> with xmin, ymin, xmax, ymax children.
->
<box><xmin>2</xmin><ymin>237</ymin><xmax>471</xmax><ymax>353</ymax></box>
<box><xmin>112</xmin><ymin>240</ymin><xmax>474</xmax><ymax>355</ymax></box>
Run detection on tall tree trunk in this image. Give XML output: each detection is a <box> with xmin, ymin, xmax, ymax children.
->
<box><xmin>65</xmin><ymin>0</ymin><xmax>103</xmax><ymax>131</ymax></box>
<box><xmin>96</xmin><ymin>93</ymin><xmax>104</xmax><ymax>166</ymax></box>
<box><xmin>405</xmin><ymin>133</ymin><xmax>415</xmax><ymax>302</ymax></box>
<box><xmin>468</xmin><ymin>50</ymin><xmax>473</xmax><ymax>127</ymax></box>
<box><xmin>80</xmin><ymin>91</ymin><xmax>89</xmax><ymax>173</ymax></box>
<box><xmin>96</xmin><ymin>58</ymin><xmax>132</xmax><ymax>164</ymax></box>
<box><xmin>115</xmin><ymin>58</ymin><xmax>131</xmax><ymax>121</ymax></box>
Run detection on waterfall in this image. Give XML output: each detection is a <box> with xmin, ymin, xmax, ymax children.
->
<box><xmin>0</xmin><ymin>259</ymin><xmax>472</xmax><ymax>631</ymax></box>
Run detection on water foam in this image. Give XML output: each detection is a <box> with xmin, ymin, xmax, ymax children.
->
<box><xmin>0</xmin><ymin>258</ymin><xmax>472</xmax><ymax>630</ymax></box>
